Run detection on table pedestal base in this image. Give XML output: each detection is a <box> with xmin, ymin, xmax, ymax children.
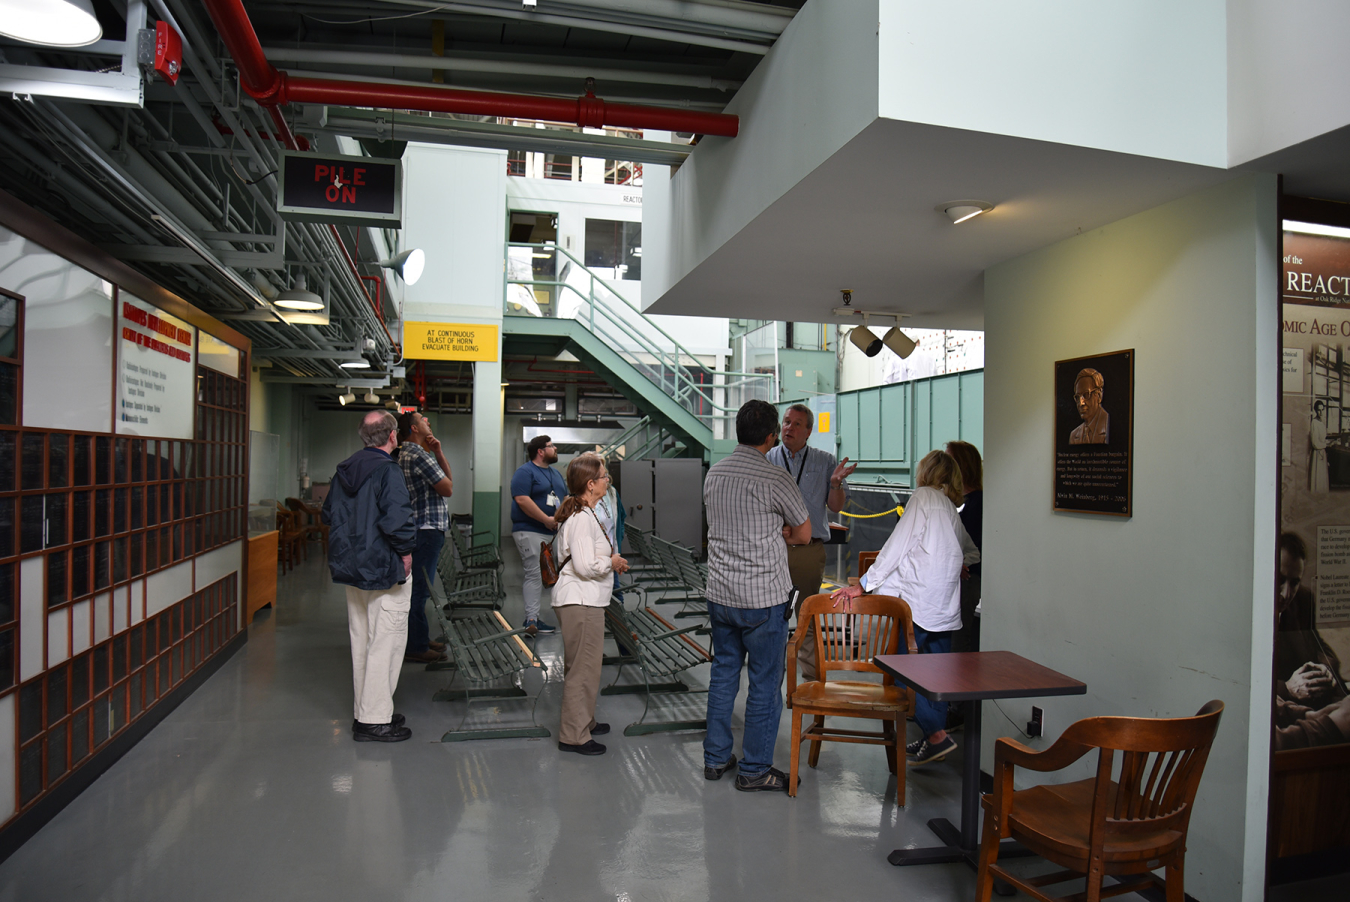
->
<box><xmin>889</xmin><ymin>819</ymin><xmax>1030</xmax><ymax>896</ymax></box>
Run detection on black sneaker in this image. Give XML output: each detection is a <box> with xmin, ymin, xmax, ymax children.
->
<box><xmin>908</xmin><ymin>735</ymin><xmax>957</xmax><ymax>765</ymax></box>
<box><xmin>558</xmin><ymin>739</ymin><xmax>606</xmax><ymax>755</ymax></box>
<box><xmin>704</xmin><ymin>755</ymin><xmax>737</xmax><ymax>781</ymax></box>
<box><xmin>905</xmin><ymin>738</ymin><xmax>923</xmax><ymax>757</ymax></box>
<box><xmin>352</xmin><ymin>713</ymin><xmax>405</xmax><ymax>732</ymax></box>
<box><xmin>735</xmin><ymin>766</ymin><xmax>789</xmax><ymax>792</ymax></box>
<box><xmin>353</xmin><ymin>721</ymin><xmax>412</xmax><ymax>742</ymax></box>
<box><xmin>590</xmin><ymin>722</ymin><xmax>611</xmax><ymax>735</ymax></box>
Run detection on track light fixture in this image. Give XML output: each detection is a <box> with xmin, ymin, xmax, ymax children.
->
<box><xmin>363</xmin><ymin>390</ymin><xmax>379</xmax><ymax>404</ymax></box>
<box><xmin>338</xmin><ymin>388</ymin><xmax>356</xmax><ymax>405</ymax></box>
<box><xmin>848</xmin><ymin>325</ymin><xmax>884</xmax><ymax>357</ymax></box>
<box><xmin>882</xmin><ymin>326</ymin><xmax>917</xmax><ymax>359</ymax></box>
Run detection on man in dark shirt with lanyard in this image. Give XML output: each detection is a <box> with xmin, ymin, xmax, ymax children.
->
<box><xmin>510</xmin><ymin>435</ymin><xmax>568</xmax><ymax>635</ymax></box>
<box><xmin>767</xmin><ymin>404</ymin><xmax>856</xmax><ymax>681</ymax></box>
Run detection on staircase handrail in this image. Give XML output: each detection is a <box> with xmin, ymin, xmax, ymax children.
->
<box><xmin>506</xmin><ymin>273</ymin><xmax>770</xmax><ymax>416</ymax></box>
<box><xmin>509</xmin><ymin>242</ymin><xmax>729</xmax><ymax>377</ymax></box>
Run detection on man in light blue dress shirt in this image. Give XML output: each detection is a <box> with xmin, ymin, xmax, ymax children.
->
<box><xmin>766</xmin><ymin>404</ymin><xmax>856</xmax><ymax>681</ymax></box>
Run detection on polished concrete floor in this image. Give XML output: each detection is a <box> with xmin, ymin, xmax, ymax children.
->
<box><xmin>0</xmin><ymin>547</ymin><xmax>981</xmax><ymax>901</ymax></box>
<box><xmin>1</xmin><ymin>547</ymin><xmax>1336</xmax><ymax>901</ymax></box>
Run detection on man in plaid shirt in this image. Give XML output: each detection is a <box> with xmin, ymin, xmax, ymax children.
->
<box><xmin>396</xmin><ymin>411</ymin><xmax>453</xmax><ymax>664</ymax></box>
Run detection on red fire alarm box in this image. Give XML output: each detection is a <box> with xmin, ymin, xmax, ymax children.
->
<box><xmin>154</xmin><ymin>21</ymin><xmax>182</xmax><ymax>85</ymax></box>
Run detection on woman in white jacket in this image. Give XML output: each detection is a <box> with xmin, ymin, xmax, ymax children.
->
<box><xmin>552</xmin><ymin>452</ymin><xmax>629</xmax><ymax>756</ymax></box>
<box><xmin>830</xmin><ymin>449</ymin><xmax>979</xmax><ymax>766</ymax></box>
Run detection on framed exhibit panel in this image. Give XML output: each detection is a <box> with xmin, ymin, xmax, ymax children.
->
<box><xmin>1270</xmin><ymin>198</ymin><xmax>1350</xmax><ymax>875</ymax></box>
<box><xmin>1053</xmin><ymin>349</ymin><xmax>1134</xmax><ymax>517</ymax></box>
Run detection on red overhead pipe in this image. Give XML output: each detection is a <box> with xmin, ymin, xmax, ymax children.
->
<box><xmin>200</xmin><ymin>0</ymin><xmax>740</xmax><ymax>138</ymax></box>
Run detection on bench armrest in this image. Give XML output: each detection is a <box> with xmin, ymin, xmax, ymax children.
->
<box><xmin>645</xmin><ymin>624</ymin><xmax>704</xmax><ymax>642</ymax></box>
<box><xmin>472</xmin><ymin>627</ymin><xmax>533</xmax><ymax>646</ymax></box>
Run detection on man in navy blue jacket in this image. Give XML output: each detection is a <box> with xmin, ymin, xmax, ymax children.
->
<box><xmin>322</xmin><ymin>410</ymin><xmax>417</xmax><ymax>742</ymax></box>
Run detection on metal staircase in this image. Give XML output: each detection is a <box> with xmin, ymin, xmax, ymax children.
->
<box><xmin>504</xmin><ymin>242</ymin><xmax>771</xmax><ymax>459</ymax></box>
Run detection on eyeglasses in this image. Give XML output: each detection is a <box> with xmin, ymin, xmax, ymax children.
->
<box><xmin>1072</xmin><ymin>390</ymin><xmax>1102</xmax><ymax>403</ymax></box>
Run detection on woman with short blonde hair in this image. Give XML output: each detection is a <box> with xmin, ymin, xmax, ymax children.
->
<box><xmin>552</xmin><ymin>452</ymin><xmax>629</xmax><ymax>756</ymax></box>
<box><xmin>831</xmin><ymin>449</ymin><xmax>978</xmax><ymax>765</ymax></box>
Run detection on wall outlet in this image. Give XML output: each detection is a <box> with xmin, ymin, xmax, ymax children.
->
<box><xmin>1027</xmin><ymin>706</ymin><xmax>1044</xmax><ymax>737</ymax></box>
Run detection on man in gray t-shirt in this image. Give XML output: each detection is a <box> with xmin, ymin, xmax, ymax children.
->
<box><xmin>702</xmin><ymin>400</ymin><xmax>810</xmax><ymax>793</ymax></box>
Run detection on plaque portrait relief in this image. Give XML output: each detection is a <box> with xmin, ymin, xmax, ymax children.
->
<box><xmin>1069</xmin><ymin>367</ymin><xmax>1110</xmax><ymax>445</ymax></box>
<box><xmin>1054</xmin><ymin>350</ymin><xmax>1133</xmax><ymax>516</ymax></box>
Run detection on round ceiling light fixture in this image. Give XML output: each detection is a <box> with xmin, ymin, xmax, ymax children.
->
<box><xmin>275</xmin><ymin>273</ymin><xmax>324</xmax><ymax>310</ymax></box>
<box><xmin>339</xmin><ymin>359</ymin><xmax>371</xmax><ymax>369</ymax></box>
<box><xmin>0</xmin><ymin>0</ymin><xmax>103</xmax><ymax>47</ymax></box>
<box><xmin>937</xmin><ymin>200</ymin><xmax>994</xmax><ymax>225</ymax></box>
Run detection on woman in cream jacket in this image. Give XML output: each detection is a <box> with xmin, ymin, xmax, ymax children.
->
<box><xmin>552</xmin><ymin>452</ymin><xmax>629</xmax><ymax>755</ymax></box>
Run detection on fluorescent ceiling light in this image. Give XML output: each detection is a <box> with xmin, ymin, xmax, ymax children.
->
<box><xmin>1284</xmin><ymin>220</ymin><xmax>1350</xmax><ymax>240</ymax></box>
<box><xmin>0</xmin><ymin>0</ymin><xmax>102</xmax><ymax>47</ymax></box>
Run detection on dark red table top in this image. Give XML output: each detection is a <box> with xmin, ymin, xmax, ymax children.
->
<box><xmin>873</xmin><ymin>650</ymin><xmax>1086</xmax><ymax>702</ymax></box>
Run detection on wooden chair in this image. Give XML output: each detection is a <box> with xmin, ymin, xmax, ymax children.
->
<box><xmin>286</xmin><ymin>497</ymin><xmax>329</xmax><ymax>556</ymax></box>
<box><xmin>976</xmin><ymin>700</ymin><xmax>1225</xmax><ymax>902</ymax></box>
<box><xmin>856</xmin><ymin>551</ymin><xmax>878</xmax><ymax>580</ymax></box>
<box><xmin>785</xmin><ymin>593</ymin><xmax>917</xmax><ymax>804</ymax></box>
<box><xmin>275</xmin><ymin>505</ymin><xmax>305</xmax><ymax>572</ymax></box>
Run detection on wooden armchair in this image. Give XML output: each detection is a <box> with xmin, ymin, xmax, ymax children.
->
<box><xmin>856</xmin><ymin>551</ymin><xmax>878</xmax><ymax>581</ymax></box>
<box><xmin>286</xmin><ymin>497</ymin><xmax>329</xmax><ymax>555</ymax></box>
<box><xmin>786</xmin><ymin>593</ymin><xmax>917</xmax><ymax>804</ymax></box>
<box><xmin>976</xmin><ymin>699</ymin><xmax>1224</xmax><ymax>902</ymax></box>
<box><xmin>275</xmin><ymin>505</ymin><xmax>305</xmax><ymax>572</ymax></box>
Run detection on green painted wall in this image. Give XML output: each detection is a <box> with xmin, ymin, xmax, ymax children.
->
<box><xmin>837</xmin><ymin>369</ymin><xmax>983</xmax><ymax>485</ymax></box>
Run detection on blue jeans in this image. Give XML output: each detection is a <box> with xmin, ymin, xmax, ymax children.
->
<box><xmin>704</xmin><ymin>601</ymin><xmax>789</xmax><ymax>775</ymax></box>
<box><xmin>406</xmin><ymin>529</ymin><xmax>444</xmax><ymax>654</ymax></box>
<box><xmin>904</xmin><ymin>625</ymin><xmax>952</xmax><ymax>737</ymax></box>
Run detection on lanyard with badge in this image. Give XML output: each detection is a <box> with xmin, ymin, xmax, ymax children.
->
<box><xmin>541</xmin><ymin>467</ymin><xmax>561</xmax><ymax>510</ymax></box>
<box><xmin>782</xmin><ymin>447</ymin><xmax>808</xmax><ymax>486</ymax></box>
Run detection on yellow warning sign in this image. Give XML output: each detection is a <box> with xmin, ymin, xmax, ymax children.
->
<box><xmin>404</xmin><ymin>322</ymin><xmax>499</xmax><ymax>361</ymax></box>
<box><xmin>817</xmin><ymin>411</ymin><xmax>831</xmax><ymax>433</ymax></box>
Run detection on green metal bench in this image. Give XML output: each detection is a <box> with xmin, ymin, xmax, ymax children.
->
<box><xmin>431</xmin><ymin>606</ymin><xmax>551</xmax><ymax>742</ymax></box>
<box><xmin>602</xmin><ymin>589</ymin><xmax>712</xmax><ymax>736</ymax></box>
<box><xmin>448</xmin><ymin>518</ymin><xmax>503</xmax><ymax>573</ymax></box>
<box><xmin>434</xmin><ymin>538</ymin><xmax>505</xmax><ymax>612</ymax></box>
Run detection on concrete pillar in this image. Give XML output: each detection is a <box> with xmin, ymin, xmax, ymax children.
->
<box><xmin>472</xmin><ymin>358</ymin><xmax>504</xmax><ymax>543</ymax></box>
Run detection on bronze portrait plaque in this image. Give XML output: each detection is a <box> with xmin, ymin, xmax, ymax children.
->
<box><xmin>1054</xmin><ymin>349</ymin><xmax>1133</xmax><ymax>516</ymax></box>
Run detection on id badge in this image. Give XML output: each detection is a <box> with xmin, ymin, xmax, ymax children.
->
<box><xmin>546</xmin><ymin>491</ymin><xmax>560</xmax><ymax>508</ymax></box>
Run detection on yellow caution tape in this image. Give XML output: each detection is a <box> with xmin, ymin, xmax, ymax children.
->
<box><xmin>837</xmin><ymin>505</ymin><xmax>904</xmax><ymax>519</ymax></box>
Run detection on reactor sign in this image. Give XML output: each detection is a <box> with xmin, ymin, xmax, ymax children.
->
<box><xmin>277</xmin><ymin>150</ymin><xmax>402</xmax><ymax>227</ymax></box>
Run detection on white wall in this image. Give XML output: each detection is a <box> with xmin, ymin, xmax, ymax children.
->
<box><xmin>647</xmin><ymin>0</ymin><xmax>881</xmax><ymax>303</ymax></box>
<box><xmin>402</xmin><ymin>144</ymin><xmax>507</xmax><ymax>322</ymax></box>
<box><xmin>876</xmin><ymin>1</ymin><xmax>1228</xmax><ymax>167</ymax></box>
<box><xmin>983</xmin><ymin>174</ymin><xmax>1278</xmax><ymax>901</ymax></box>
<box><xmin>507</xmin><ymin>174</ymin><xmax>730</xmax><ymax>357</ymax></box>
<box><xmin>1226</xmin><ymin>0</ymin><xmax>1350</xmax><ymax>165</ymax></box>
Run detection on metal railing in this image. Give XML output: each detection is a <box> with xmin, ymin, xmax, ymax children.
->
<box><xmin>597</xmin><ymin>416</ymin><xmax>684</xmax><ymax>460</ymax></box>
<box><xmin>506</xmin><ymin>242</ymin><xmax>772</xmax><ymax>435</ymax></box>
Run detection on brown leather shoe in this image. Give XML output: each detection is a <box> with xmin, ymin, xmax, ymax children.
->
<box><xmin>404</xmin><ymin>649</ymin><xmax>445</xmax><ymax>664</ymax></box>
<box><xmin>427</xmin><ymin>640</ymin><xmax>447</xmax><ymax>652</ymax></box>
